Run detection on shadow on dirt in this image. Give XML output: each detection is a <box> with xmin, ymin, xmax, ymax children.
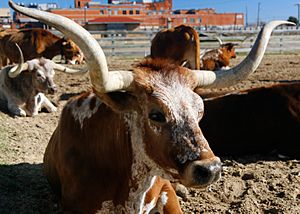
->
<box><xmin>0</xmin><ymin>163</ymin><xmax>62</xmax><ymax>214</ymax></box>
<box><xmin>60</xmin><ymin>92</ymin><xmax>82</xmax><ymax>101</ymax></box>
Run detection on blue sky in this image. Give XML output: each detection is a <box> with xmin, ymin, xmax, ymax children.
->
<box><xmin>0</xmin><ymin>0</ymin><xmax>298</xmax><ymax>24</ymax></box>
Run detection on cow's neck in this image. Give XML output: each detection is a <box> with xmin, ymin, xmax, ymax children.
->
<box><xmin>123</xmin><ymin>112</ymin><xmax>171</xmax><ymax>213</ymax></box>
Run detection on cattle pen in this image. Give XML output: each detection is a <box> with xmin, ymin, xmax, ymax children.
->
<box><xmin>0</xmin><ymin>25</ymin><xmax>300</xmax><ymax>213</ymax></box>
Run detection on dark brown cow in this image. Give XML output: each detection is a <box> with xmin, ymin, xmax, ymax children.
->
<box><xmin>200</xmin><ymin>82</ymin><xmax>300</xmax><ymax>158</ymax></box>
<box><xmin>151</xmin><ymin>24</ymin><xmax>201</xmax><ymax>69</ymax></box>
<box><xmin>10</xmin><ymin>1</ymin><xmax>293</xmax><ymax>213</ymax></box>
<box><xmin>0</xmin><ymin>28</ymin><xmax>83</xmax><ymax>67</ymax></box>
<box><xmin>200</xmin><ymin>42</ymin><xmax>237</xmax><ymax>71</ymax></box>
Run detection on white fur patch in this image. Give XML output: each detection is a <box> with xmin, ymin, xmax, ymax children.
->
<box><xmin>160</xmin><ymin>191</ymin><xmax>168</xmax><ymax>206</ymax></box>
<box><xmin>68</xmin><ymin>93</ymin><xmax>101</xmax><ymax>128</ymax></box>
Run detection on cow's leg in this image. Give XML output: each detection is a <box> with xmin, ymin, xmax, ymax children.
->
<box><xmin>34</xmin><ymin>93</ymin><xmax>57</xmax><ymax>116</ymax></box>
<box><xmin>144</xmin><ymin>176</ymin><xmax>183</xmax><ymax>214</ymax></box>
<box><xmin>6</xmin><ymin>98</ymin><xmax>26</xmax><ymax>117</ymax></box>
<box><xmin>38</xmin><ymin>93</ymin><xmax>57</xmax><ymax>113</ymax></box>
<box><xmin>26</xmin><ymin>93</ymin><xmax>56</xmax><ymax>116</ymax></box>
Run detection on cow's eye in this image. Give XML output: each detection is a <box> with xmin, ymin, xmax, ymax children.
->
<box><xmin>149</xmin><ymin>110</ymin><xmax>166</xmax><ymax>123</ymax></box>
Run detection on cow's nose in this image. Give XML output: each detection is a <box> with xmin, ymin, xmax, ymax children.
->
<box><xmin>193</xmin><ymin>159</ymin><xmax>222</xmax><ymax>185</ymax></box>
<box><xmin>49</xmin><ymin>86</ymin><xmax>57</xmax><ymax>94</ymax></box>
<box><xmin>181</xmin><ymin>157</ymin><xmax>222</xmax><ymax>188</ymax></box>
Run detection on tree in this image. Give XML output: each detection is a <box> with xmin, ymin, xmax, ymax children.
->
<box><xmin>287</xmin><ymin>16</ymin><xmax>299</xmax><ymax>25</ymax></box>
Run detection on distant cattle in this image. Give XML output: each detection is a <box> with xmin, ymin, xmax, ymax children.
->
<box><xmin>151</xmin><ymin>24</ymin><xmax>200</xmax><ymax>69</ymax></box>
<box><xmin>60</xmin><ymin>39</ymin><xmax>85</xmax><ymax>65</ymax></box>
<box><xmin>0</xmin><ymin>43</ymin><xmax>85</xmax><ymax>117</ymax></box>
<box><xmin>200</xmin><ymin>82</ymin><xmax>300</xmax><ymax>158</ymax></box>
<box><xmin>200</xmin><ymin>40</ymin><xmax>237</xmax><ymax>71</ymax></box>
<box><xmin>10</xmin><ymin>1</ymin><xmax>293</xmax><ymax>212</ymax></box>
<box><xmin>0</xmin><ymin>28</ymin><xmax>84</xmax><ymax>67</ymax></box>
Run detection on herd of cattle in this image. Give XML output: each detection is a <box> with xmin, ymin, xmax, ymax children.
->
<box><xmin>2</xmin><ymin>1</ymin><xmax>299</xmax><ymax>213</ymax></box>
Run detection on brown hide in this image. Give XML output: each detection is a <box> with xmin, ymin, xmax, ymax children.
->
<box><xmin>44</xmin><ymin>92</ymin><xmax>133</xmax><ymax>213</ymax></box>
<box><xmin>200</xmin><ymin>82</ymin><xmax>300</xmax><ymax>158</ymax></box>
<box><xmin>151</xmin><ymin>25</ymin><xmax>200</xmax><ymax>69</ymax></box>
<box><xmin>201</xmin><ymin>43</ymin><xmax>236</xmax><ymax>71</ymax></box>
<box><xmin>0</xmin><ymin>28</ymin><xmax>81</xmax><ymax>66</ymax></box>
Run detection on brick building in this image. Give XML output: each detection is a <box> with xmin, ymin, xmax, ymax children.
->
<box><xmin>14</xmin><ymin>0</ymin><xmax>244</xmax><ymax>30</ymax></box>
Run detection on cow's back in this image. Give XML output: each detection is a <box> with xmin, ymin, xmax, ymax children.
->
<box><xmin>151</xmin><ymin>25</ymin><xmax>200</xmax><ymax>69</ymax></box>
<box><xmin>2</xmin><ymin>28</ymin><xmax>61</xmax><ymax>62</ymax></box>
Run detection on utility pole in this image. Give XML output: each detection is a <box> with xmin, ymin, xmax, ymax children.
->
<box><xmin>245</xmin><ymin>4</ymin><xmax>248</xmax><ymax>28</ymax></box>
<box><xmin>257</xmin><ymin>2</ymin><xmax>261</xmax><ymax>28</ymax></box>
<box><xmin>295</xmin><ymin>3</ymin><xmax>300</xmax><ymax>28</ymax></box>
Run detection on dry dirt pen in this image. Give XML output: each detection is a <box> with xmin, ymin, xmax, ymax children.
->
<box><xmin>0</xmin><ymin>54</ymin><xmax>299</xmax><ymax>213</ymax></box>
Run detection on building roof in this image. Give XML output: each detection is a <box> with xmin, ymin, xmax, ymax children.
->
<box><xmin>89</xmin><ymin>16</ymin><xmax>140</xmax><ymax>24</ymax></box>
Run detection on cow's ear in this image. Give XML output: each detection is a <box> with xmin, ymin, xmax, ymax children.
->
<box><xmin>95</xmin><ymin>90</ymin><xmax>138</xmax><ymax>112</ymax></box>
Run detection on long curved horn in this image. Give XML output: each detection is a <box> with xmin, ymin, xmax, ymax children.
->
<box><xmin>193</xmin><ymin>20</ymin><xmax>295</xmax><ymax>89</ymax></box>
<box><xmin>8</xmin><ymin>43</ymin><xmax>29</xmax><ymax>78</ymax></box>
<box><xmin>53</xmin><ymin>63</ymin><xmax>88</xmax><ymax>74</ymax></box>
<box><xmin>215</xmin><ymin>36</ymin><xmax>223</xmax><ymax>45</ymax></box>
<box><xmin>9</xmin><ymin>0</ymin><xmax>133</xmax><ymax>92</ymax></box>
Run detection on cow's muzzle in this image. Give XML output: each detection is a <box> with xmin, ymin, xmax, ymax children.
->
<box><xmin>181</xmin><ymin>157</ymin><xmax>222</xmax><ymax>188</ymax></box>
<box><xmin>49</xmin><ymin>85</ymin><xmax>57</xmax><ymax>94</ymax></box>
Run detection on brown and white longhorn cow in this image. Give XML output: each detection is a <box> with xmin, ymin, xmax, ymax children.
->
<box><xmin>200</xmin><ymin>41</ymin><xmax>237</xmax><ymax>71</ymax></box>
<box><xmin>9</xmin><ymin>1</ymin><xmax>293</xmax><ymax>213</ymax></box>
<box><xmin>150</xmin><ymin>25</ymin><xmax>201</xmax><ymax>69</ymax></box>
<box><xmin>0</xmin><ymin>28</ymin><xmax>84</xmax><ymax>67</ymax></box>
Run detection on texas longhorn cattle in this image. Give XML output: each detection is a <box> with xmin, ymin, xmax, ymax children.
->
<box><xmin>0</xmin><ymin>28</ymin><xmax>84</xmax><ymax>67</ymax></box>
<box><xmin>200</xmin><ymin>82</ymin><xmax>300</xmax><ymax>158</ymax></box>
<box><xmin>0</xmin><ymin>43</ymin><xmax>84</xmax><ymax>117</ymax></box>
<box><xmin>200</xmin><ymin>38</ymin><xmax>237</xmax><ymax>71</ymax></box>
<box><xmin>150</xmin><ymin>24</ymin><xmax>201</xmax><ymax>69</ymax></box>
<box><xmin>9</xmin><ymin>1</ymin><xmax>293</xmax><ymax>213</ymax></box>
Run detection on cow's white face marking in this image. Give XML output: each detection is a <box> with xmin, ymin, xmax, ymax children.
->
<box><xmin>145</xmin><ymin>73</ymin><xmax>205</xmax><ymax>164</ymax></box>
<box><xmin>69</xmin><ymin>93</ymin><xmax>101</xmax><ymax>128</ymax></box>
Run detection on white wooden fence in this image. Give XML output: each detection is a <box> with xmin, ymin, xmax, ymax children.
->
<box><xmin>51</xmin><ymin>28</ymin><xmax>300</xmax><ymax>57</ymax></box>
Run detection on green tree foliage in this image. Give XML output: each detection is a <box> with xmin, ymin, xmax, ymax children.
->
<box><xmin>287</xmin><ymin>16</ymin><xmax>299</xmax><ymax>25</ymax></box>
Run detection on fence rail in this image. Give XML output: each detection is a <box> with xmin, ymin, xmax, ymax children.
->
<box><xmin>51</xmin><ymin>28</ymin><xmax>300</xmax><ymax>57</ymax></box>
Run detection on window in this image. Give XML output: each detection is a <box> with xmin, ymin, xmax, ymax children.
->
<box><xmin>190</xmin><ymin>18</ymin><xmax>195</xmax><ymax>23</ymax></box>
<box><xmin>197</xmin><ymin>18</ymin><xmax>202</xmax><ymax>23</ymax></box>
<box><xmin>100</xmin><ymin>10</ymin><xmax>104</xmax><ymax>15</ymax></box>
<box><xmin>136</xmin><ymin>10</ymin><xmax>140</xmax><ymax>15</ymax></box>
<box><xmin>114</xmin><ymin>10</ymin><xmax>118</xmax><ymax>15</ymax></box>
<box><xmin>183</xmin><ymin>18</ymin><xmax>187</xmax><ymax>23</ymax></box>
<box><xmin>129</xmin><ymin>10</ymin><xmax>133</xmax><ymax>15</ymax></box>
<box><xmin>236</xmin><ymin>14</ymin><xmax>243</xmax><ymax>19</ymax></box>
<box><xmin>122</xmin><ymin>10</ymin><xmax>126</xmax><ymax>15</ymax></box>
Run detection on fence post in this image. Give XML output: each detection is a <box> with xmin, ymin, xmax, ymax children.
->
<box><xmin>112</xmin><ymin>34</ymin><xmax>115</xmax><ymax>56</ymax></box>
<box><xmin>279</xmin><ymin>37</ymin><xmax>283</xmax><ymax>54</ymax></box>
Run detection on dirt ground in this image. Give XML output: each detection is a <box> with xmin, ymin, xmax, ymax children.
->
<box><xmin>0</xmin><ymin>54</ymin><xmax>299</xmax><ymax>214</ymax></box>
